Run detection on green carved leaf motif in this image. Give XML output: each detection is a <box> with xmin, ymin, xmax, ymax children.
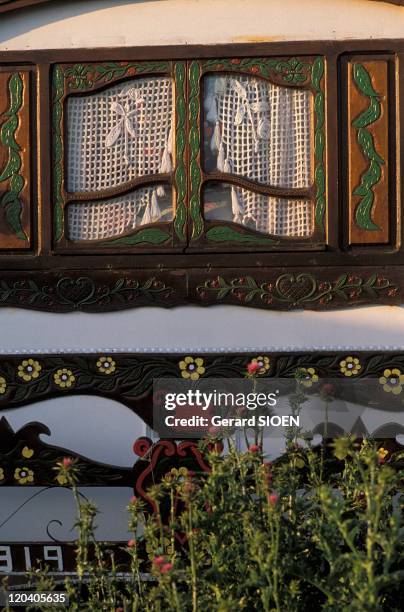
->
<box><xmin>101</xmin><ymin>227</ymin><xmax>170</xmax><ymax>246</ymax></box>
<box><xmin>312</xmin><ymin>57</ymin><xmax>326</xmax><ymax>230</ymax></box>
<box><xmin>206</xmin><ymin>226</ymin><xmax>276</xmax><ymax>244</ymax></box>
<box><xmin>173</xmin><ymin>61</ymin><xmax>187</xmax><ymax>242</ymax></box>
<box><xmin>357</xmin><ymin>128</ymin><xmax>384</xmax><ymax>165</ymax></box>
<box><xmin>353</xmin><ymin>63</ymin><xmax>380</xmax><ymax>99</ymax></box>
<box><xmin>352</xmin><ymin>97</ymin><xmax>380</xmax><ymax>129</ymax></box>
<box><xmin>352</xmin><ymin>63</ymin><xmax>384</xmax><ymax>232</ymax></box>
<box><xmin>0</xmin><ymin>73</ymin><xmax>27</xmax><ymax>241</ymax></box>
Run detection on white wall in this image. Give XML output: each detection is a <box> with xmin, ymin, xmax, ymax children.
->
<box><xmin>0</xmin><ymin>0</ymin><xmax>404</xmax><ymax>49</ymax></box>
<box><xmin>1</xmin><ymin>305</ymin><xmax>404</xmax><ymax>354</ymax></box>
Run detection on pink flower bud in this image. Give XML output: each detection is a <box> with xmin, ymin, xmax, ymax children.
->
<box><xmin>62</xmin><ymin>457</ymin><xmax>73</xmax><ymax>468</ymax></box>
<box><xmin>160</xmin><ymin>562</ymin><xmax>173</xmax><ymax>574</ymax></box>
<box><xmin>153</xmin><ymin>556</ymin><xmax>165</xmax><ymax>566</ymax></box>
<box><xmin>127</xmin><ymin>539</ymin><xmax>136</xmax><ymax>548</ymax></box>
<box><xmin>247</xmin><ymin>362</ymin><xmax>260</xmax><ymax>375</ymax></box>
<box><xmin>130</xmin><ymin>496</ymin><xmax>137</xmax><ymax>504</ymax></box>
<box><xmin>248</xmin><ymin>444</ymin><xmax>260</xmax><ymax>453</ymax></box>
<box><xmin>268</xmin><ymin>493</ymin><xmax>278</xmax><ymax>506</ymax></box>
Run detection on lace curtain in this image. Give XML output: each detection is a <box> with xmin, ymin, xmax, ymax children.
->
<box><xmin>67</xmin><ymin>186</ymin><xmax>172</xmax><ymax>241</ymax></box>
<box><xmin>204</xmin><ymin>75</ymin><xmax>313</xmax><ymax>237</ymax></box>
<box><xmin>66</xmin><ymin>77</ymin><xmax>173</xmax><ymax>241</ymax></box>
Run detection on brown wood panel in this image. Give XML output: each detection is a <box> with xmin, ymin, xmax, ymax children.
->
<box><xmin>0</xmin><ymin>266</ymin><xmax>399</xmax><ymax>311</ymax></box>
<box><xmin>347</xmin><ymin>60</ymin><xmax>391</xmax><ymax>246</ymax></box>
<box><xmin>0</xmin><ymin>41</ymin><xmax>402</xmax><ymax>311</ymax></box>
<box><xmin>0</xmin><ymin>70</ymin><xmax>31</xmax><ymax>250</ymax></box>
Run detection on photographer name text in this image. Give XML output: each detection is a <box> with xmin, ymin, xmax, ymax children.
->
<box><xmin>164</xmin><ymin>415</ymin><xmax>299</xmax><ymax>428</ymax></box>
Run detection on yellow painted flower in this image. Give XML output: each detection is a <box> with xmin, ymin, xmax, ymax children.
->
<box><xmin>340</xmin><ymin>356</ymin><xmax>362</xmax><ymax>377</ymax></box>
<box><xmin>379</xmin><ymin>368</ymin><xmax>404</xmax><ymax>395</ymax></box>
<box><xmin>56</xmin><ymin>473</ymin><xmax>68</xmax><ymax>485</ymax></box>
<box><xmin>179</xmin><ymin>356</ymin><xmax>205</xmax><ymax>380</ymax></box>
<box><xmin>96</xmin><ymin>356</ymin><xmax>116</xmax><ymax>375</ymax></box>
<box><xmin>14</xmin><ymin>467</ymin><xmax>34</xmax><ymax>485</ymax></box>
<box><xmin>54</xmin><ymin>368</ymin><xmax>75</xmax><ymax>389</ymax></box>
<box><xmin>250</xmin><ymin>356</ymin><xmax>271</xmax><ymax>375</ymax></box>
<box><xmin>0</xmin><ymin>468</ymin><xmax>4</xmax><ymax>482</ymax></box>
<box><xmin>21</xmin><ymin>446</ymin><xmax>34</xmax><ymax>459</ymax></box>
<box><xmin>0</xmin><ymin>376</ymin><xmax>6</xmax><ymax>395</ymax></box>
<box><xmin>298</xmin><ymin>367</ymin><xmax>319</xmax><ymax>388</ymax></box>
<box><xmin>17</xmin><ymin>359</ymin><xmax>42</xmax><ymax>382</ymax></box>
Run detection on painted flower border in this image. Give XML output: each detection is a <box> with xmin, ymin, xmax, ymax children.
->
<box><xmin>0</xmin><ymin>351</ymin><xmax>404</xmax><ymax>412</ymax></box>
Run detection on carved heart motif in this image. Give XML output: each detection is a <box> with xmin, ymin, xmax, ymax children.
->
<box><xmin>55</xmin><ymin>277</ymin><xmax>97</xmax><ymax>308</ymax></box>
<box><xmin>276</xmin><ymin>274</ymin><xmax>317</xmax><ymax>304</ymax></box>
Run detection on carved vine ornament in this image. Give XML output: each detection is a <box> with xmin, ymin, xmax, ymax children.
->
<box><xmin>0</xmin><ymin>272</ymin><xmax>398</xmax><ymax>311</ymax></box>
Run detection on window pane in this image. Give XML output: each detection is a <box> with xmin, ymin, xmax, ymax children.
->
<box><xmin>203</xmin><ymin>75</ymin><xmax>313</xmax><ymax>188</ymax></box>
<box><xmin>66</xmin><ymin>77</ymin><xmax>174</xmax><ymax>193</ymax></box>
<box><xmin>67</xmin><ymin>185</ymin><xmax>172</xmax><ymax>241</ymax></box>
<box><xmin>204</xmin><ymin>183</ymin><xmax>313</xmax><ymax>237</ymax></box>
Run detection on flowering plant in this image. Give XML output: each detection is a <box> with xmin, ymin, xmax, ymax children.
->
<box><xmin>26</xmin><ymin>433</ymin><xmax>404</xmax><ymax>611</ymax></box>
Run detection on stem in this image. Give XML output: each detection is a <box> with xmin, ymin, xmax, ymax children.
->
<box><xmin>188</xmin><ymin>502</ymin><xmax>198</xmax><ymax>612</ymax></box>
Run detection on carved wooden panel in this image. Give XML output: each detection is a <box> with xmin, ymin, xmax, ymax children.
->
<box><xmin>0</xmin><ymin>42</ymin><xmax>402</xmax><ymax>311</ymax></box>
<box><xmin>0</xmin><ymin>70</ymin><xmax>31</xmax><ymax>249</ymax></box>
<box><xmin>346</xmin><ymin>58</ymin><xmax>393</xmax><ymax>246</ymax></box>
<box><xmin>0</xmin><ymin>350</ymin><xmax>403</xmax><ymax>419</ymax></box>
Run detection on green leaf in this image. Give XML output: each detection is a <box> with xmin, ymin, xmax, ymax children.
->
<box><xmin>206</xmin><ymin>226</ymin><xmax>276</xmax><ymax>244</ymax></box>
<box><xmin>2</xmin><ymin>195</ymin><xmax>28</xmax><ymax>241</ymax></box>
<box><xmin>244</xmin><ymin>291</ymin><xmax>257</xmax><ymax>303</ymax></box>
<box><xmin>353</xmin><ymin>63</ymin><xmax>380</xmax><ymax>98</ymax></box>
<box><xmin>355</xmin><ymin>190</ymin><xmax>380</xmax><ymax>231</ymax></box>
<box><xmin>101</xmin><ymin>228</ymin><xmax>170</xmax><ymax>246</ymax></box>
<box><xmin>352</xmin><ymin>97</ymin><xmax>381</xmax><ymax>128</ymax></box>
<box><xmin>216</xmin><ymin>288</ymin><xmax>231</xmax><ymax>300</ymax></box>
<box><xmin>315</xmin><ymin>196</ymin><xmax>326</xmax><ymax>229</ymax></box>
<box><xmin>357</xmin><ymin>129</ymin><xmax>385</xmax><ymax>165</ymax></box>
<box><xmin>311</xmin><ymin>57</ymin><xmax>324</xmax><ymax>90</ymax></box>
<box><xmin>334</xmin><ymin>275</ymin><xmax>348</xmax><ymax>289</ymax></box>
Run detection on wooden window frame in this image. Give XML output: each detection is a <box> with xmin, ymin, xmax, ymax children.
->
<box><xmin>0</xmin><ymin>40</ymin><xmax>403</xmax><ymax>311</ymax></box>
<box><xmin>53</xmin><ymin>60</ymin><xmax>186</xmax><ymax>253</ymax></box>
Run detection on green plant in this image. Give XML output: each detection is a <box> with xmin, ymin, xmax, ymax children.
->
<box><xmin>20</xmin><ymin>433</ymin><xmax>404</xmax><ymax>612</ymax></box>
